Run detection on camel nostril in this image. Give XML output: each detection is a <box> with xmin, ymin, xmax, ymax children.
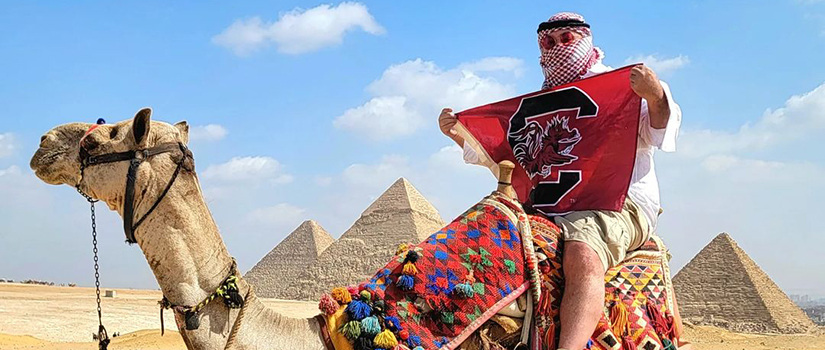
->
<box><xmin>39</xmin><ymin>133</ymin><xmax>57</xmax><ymax>147</ymax></box>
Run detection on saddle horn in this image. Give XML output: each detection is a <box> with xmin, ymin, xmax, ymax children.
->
<box><xmin>496</xmin><ymin>161</ymin><xmax>517</xmax><ymax>200</ymax></box>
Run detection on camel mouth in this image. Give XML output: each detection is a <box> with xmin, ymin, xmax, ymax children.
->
<box><xmin>30</xmin><ymin>148</ymin><xmax>64</xmax><ymax>185</ymax></box>
<box><xmin>30</xmin><ymin>144</ymin><xmax>80</xmax><ymax>186</ymax></box>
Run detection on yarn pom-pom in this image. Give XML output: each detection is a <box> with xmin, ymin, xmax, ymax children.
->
<box><xmin>373</xmin><ymin>329</ymin><xmax>398</xmax><ymax>349</ymax></box>
<box><xmin>372</xmin><ymin>299</ymin><xmax>387</xmax><ymax>315</ymax></box>
<box><xmin>407</xmin><ymin>335</ymin><xmax>422</xmax><ymax>347</ymax></box>
<box><xmin>346</xmin><ymin>300</ymin><xmax>372</xmax><ymax>321</ymax></box>
<box><xmin>360</xmin><ymin>315</ymin><xmax>381</xmax><ymax>336</ymax></box>
<box><xmin>347</xmin><ymin>285</ymin><xmax>359</xmax><ymax>297</ymax></box>
<box><xmin>453</xmin><ymin>282</ymin><xmax>475</xmax><ymax>298</ymax></box>
<box><xmin>318</xmin><ymin>294</ymin><xmax>340</xmax><ymax>315</ymax></box>
<box><xmin>360</xmin><ymin>290</ymin><xmax>372</xmax><ymax>301</ymax></box>
<box><xmin>404</xmin><ymin>250</ymin><xmax>420</xmax><ymax>263</ymax></box>
<box><xmin>331</xmin><ymin>287</ymin><xmax>352</xmax><ymax>304</ymax></box>
<box><xmin>396</xmin><ymin>275</ymin><xmax>414</xmax><ymax>290</ymax></box>
<box><xmin>398</xmin><ymin>329</ymin><xmax>409</xmax><ymax>340</ymax></box>
<box><xmin>340</xmin><ymin>320</ymin><xmax>361</xmax><ymax>340</ymax></box>
<box><xmin>402</xmin><ymin>262</ymin><xmax>418</xmax><ymax>275</ymax></box>
<box><xmin>354</xmin><ymin>336</ymin><xmax>374</xmax><ymax>350</ymax></box>
<box><xmin>384</xmin><ymin>316</ymin><xmax>401</xmax><ymax>332</ymax></box>
<box><xmin>395</xmin><ymin>243</ymin><xmax>409</xmax><ymax>255</ymax></box>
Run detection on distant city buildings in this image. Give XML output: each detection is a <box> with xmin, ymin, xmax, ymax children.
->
<box><xmin>790</xmin><ymin>294</ymin><xmax>825</xmax><ymax>325</ymax></box>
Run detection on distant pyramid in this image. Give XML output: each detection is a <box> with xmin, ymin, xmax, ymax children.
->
<box><xmin>244</xmin><ymin>220</ymin><xmax>334</xmax><ymax>298</ymax></box>
<box><xmin>673</xmin><ymin>233</ymin><xmax>815</xmax><ymax>333</ymax></box>
<box><xmin>282</xmin><ymin>178</ymin><xmax>445</xmax><ymax>300</ymax></box>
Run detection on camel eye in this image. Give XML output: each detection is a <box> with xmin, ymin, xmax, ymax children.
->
<box><xmin>83</xmin><ymin>136</ymin><xmax>100</xmax><ymax>150</ymax></box>
<box><xmin>109</xmin><ymin>128</ymin><xmax>118</xmax><ymax>139</ymax></box>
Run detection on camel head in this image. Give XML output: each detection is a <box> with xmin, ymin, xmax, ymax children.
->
<box><xmin>30</xmin><ymin>107</ymin><xmax>191</xmax><ymax>213</ymax></box>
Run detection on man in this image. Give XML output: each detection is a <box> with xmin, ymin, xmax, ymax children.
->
<box><xmin>438</xmin><ymin>12</ymin><xmax>682</xmax><ymax>350</ymax></box>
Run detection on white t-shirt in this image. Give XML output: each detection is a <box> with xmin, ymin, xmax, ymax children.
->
<box><xmin>462</xmin><ymin>62</ymin><xmax>682</xmax><ymax>232</ymax></box>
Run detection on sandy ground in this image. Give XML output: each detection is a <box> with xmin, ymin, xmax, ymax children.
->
<box><xmin>1</xmin><ymin>283</ymin><xmax>823</xmax><ymax>350</ymax></box>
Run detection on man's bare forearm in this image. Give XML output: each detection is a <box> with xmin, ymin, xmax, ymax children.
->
<box><xmin>646</xmin><ymin>89</ymin><xmax>671</xmax><ymax>129</ymax></box>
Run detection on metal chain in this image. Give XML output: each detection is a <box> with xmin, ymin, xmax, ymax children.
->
<box><xmin>90</xmin><ymin>199</ymin><xmax>103</xmax><ymax>326</ymax></box>
<box><xmin>77</xmin><ymin>185</ymin><xmax>109</xmax><ymax>349</ymax></box>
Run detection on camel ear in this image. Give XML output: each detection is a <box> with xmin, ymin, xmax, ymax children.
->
<box><xmin>133</xmin><ymin>107</ymin><xmax>152</xmax><ymax>146</ymax></box>
<box><xmin>174</xmin><ymin>121</ymin><xmax>189</xmax><ymax>144</ymax></box>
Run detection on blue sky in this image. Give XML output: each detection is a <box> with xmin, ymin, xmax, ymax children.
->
<box><xmin>1</xmin><ymin>1</ymin><xmax>824</xmax><ymax>297</ymax></box>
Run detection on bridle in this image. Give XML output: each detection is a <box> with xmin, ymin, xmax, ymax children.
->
<box><xmin>74</xmin><ymin>120</ymin><xmax>247</xmax><ymax>349</ymax></box>
<box><xmin>77</xmin><ymin>122</ymin><xmax>193</xmax><ymax>244</ymax></box>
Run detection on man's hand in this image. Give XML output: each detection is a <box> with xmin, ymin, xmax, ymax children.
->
<box><xmin>630</xmin><ymin>65</ymin><xmax>664</xmax><ymax>101</ymax></box>
<box><xmin>439</xmin><ymin>108</ymin><xmax>458</xmax><ymax>136</ymax></box>
<box><xmin>439</xmin><ymin>107</ymin><xmax>465</xmax><ymax>146</ymax></box>
<box><xmin>630</xmin><ymin>65</ymin><xmax>670</xmax><ymax>129</ymax></box>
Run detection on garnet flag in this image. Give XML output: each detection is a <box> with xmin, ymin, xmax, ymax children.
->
<box><xmin>455</xmin><ymin>65</ymin><xmax>641</xmax><ymax>215</ymax></box>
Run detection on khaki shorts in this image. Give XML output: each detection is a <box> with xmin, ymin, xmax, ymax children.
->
<box><xmin>553</xmin><ymin>198</ymin><xmax>651</xmax><ymax>271</ymax></box>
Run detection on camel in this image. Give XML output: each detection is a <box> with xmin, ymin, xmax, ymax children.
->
<box><xmin>30</xmin><ymin>108</ymin><xmax>692</xmax><ymax>350</ymax></box>
<box><xmin>30</xmin><ymin>108</ymin><xmax>328</xmax><ymax>350</ymax></box>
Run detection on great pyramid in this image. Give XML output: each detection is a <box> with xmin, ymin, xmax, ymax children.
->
<box><xmin>250</xmin><ymin>178</ymin><xmax>446</xmax><ymax>301</ymax></box>
<box><xmin>673</xmin><ymin>233</ymin><xmax>815</xmax><ymax>333</ymax></box>
<box><xmin>244</xmin><ymin>220</ymin><xmax>335</xmax><ymax>298</ymax></box>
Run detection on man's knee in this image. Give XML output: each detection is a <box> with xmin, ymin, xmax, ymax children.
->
<box><xmin>563</xmin><ymin>241</ymin><xmax>606</xmax><ymax>279</ymax></box>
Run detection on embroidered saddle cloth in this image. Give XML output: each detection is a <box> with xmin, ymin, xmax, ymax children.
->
<box><xmin>320</xmin><ymin>193</ymin><xmax>680</xmax><ymax>350</ymax></box>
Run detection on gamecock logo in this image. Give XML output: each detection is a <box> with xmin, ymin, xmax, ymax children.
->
<box><xmin>509</xmin><ymin>116</ymin><xmax>581</xmax><ymax>178</ymax></box>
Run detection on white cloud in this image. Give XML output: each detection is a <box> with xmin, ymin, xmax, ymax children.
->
<box><xmin>700</xmin><ymin>155</ymin><xmax>825</xmax><ymax>183</ymax></box>
<box><xmin>333</xmin><ymin>97</ymin><xmax>423</xmax><ymax>140</ymax></box>
<box><xmin>679</xmin><ymin>82</ymin><xmax>825</xmax><ymax>158</ymax></box>
<box><xmin>0</xmin><ymin>133</ymin><xmax>15</xmax><ymax>158</ymax></box>
<box><xmin>458</xmin><ymin>57</ymin><xmax>525</xmax><ymax>77</ymax></box>
<box><xmin>189</xmin><ymin>124</ymin><xmax>228</xmax><ymax>142</ymax></box>
<box><xmin>342</xmin><ymin>154</ymin><xmax>410</xmax><ymax>189</ymax></box>
<box><xmin>212</xmin><ymin>2</ymin><xmax>385</xmax><ymax>56</ymax></box>
<box><xmin>246</xmin><ymin>203</ymin><xmax>307</xmax><ymax>227</ymax></box>
<box><xmin>624</xmin><ymin>54</ymin><xmax>690</xmax><ymax>75</ymax></box>
<box><xmin>0</xmin><ymin>165</ymin><xmax>21</xmax><ymax>177</ymax></box>
<box><xmin>202</xmin><ymin>156</ymin><xmax>293</xmax><ymax>184</ymax></box>
<box><xmin>334</xmin><ymin>58</ymin><xmax>521</xmax><ymax>141</ymax></box>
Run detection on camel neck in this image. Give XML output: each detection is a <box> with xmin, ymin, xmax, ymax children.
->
<box><xmin>127</xmin><ymin>172</ymin><xmax>325</xmax><ymax>350</ymax></box>
<box><xmin>133</xmin><ymin>172</ymin><xmax>233</xmax><ymax>307</ymax></box>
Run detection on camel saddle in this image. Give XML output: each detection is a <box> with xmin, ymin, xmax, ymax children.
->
<box><xmin>318</xmin><ymin>193</ymin><xmax>680</xmax><ymax>350</ymax></box>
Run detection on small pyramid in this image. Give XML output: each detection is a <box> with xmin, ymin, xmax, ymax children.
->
<box><xmin>244</xmin><ymin>220</ymin><xmax>334</xmax><ymax>298</ymax></box>
<box><xmin>673</xmin><ymin>233</ymin><xmax>815</xmax><ymax>333</ymax></box>
<box><xmin>282</xmin><ymin>178</ymin><xmax>445</xmax><ymax>300</ymax></box>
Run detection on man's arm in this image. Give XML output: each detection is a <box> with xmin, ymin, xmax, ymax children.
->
<box><xmin>630</xmin><ymin>65</ymin><xmax>670</xmax><ymax>129</ymax></box>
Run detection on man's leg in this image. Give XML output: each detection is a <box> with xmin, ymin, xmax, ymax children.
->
<box><xmin>557</xmin><ymin>241</ymin><xmax>606</xmax><ymax>350</ymax></box>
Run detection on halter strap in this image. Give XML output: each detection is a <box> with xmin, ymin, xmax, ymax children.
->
<box><xmin>79</xmin><ymin>139</ymin><xmax>191</xmax><ymax>244</ymax></box>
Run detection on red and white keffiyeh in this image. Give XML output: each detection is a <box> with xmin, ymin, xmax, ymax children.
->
<box><xmin>539</xmin><ymin>12</ymin><xmax>603</xmax><ymax>89</ymax></box>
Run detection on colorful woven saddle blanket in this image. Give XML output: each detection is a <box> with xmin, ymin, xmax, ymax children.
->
<box><xmin>319</xmin><ymin>193</ymin><xmax>680</xmax><ymax>350</ymax></box>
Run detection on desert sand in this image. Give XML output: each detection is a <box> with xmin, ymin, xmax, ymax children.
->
<box><xmin>1</xmin><ymin>283</ymin><xmax>823</xmax><ymax>350</ymax></box>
